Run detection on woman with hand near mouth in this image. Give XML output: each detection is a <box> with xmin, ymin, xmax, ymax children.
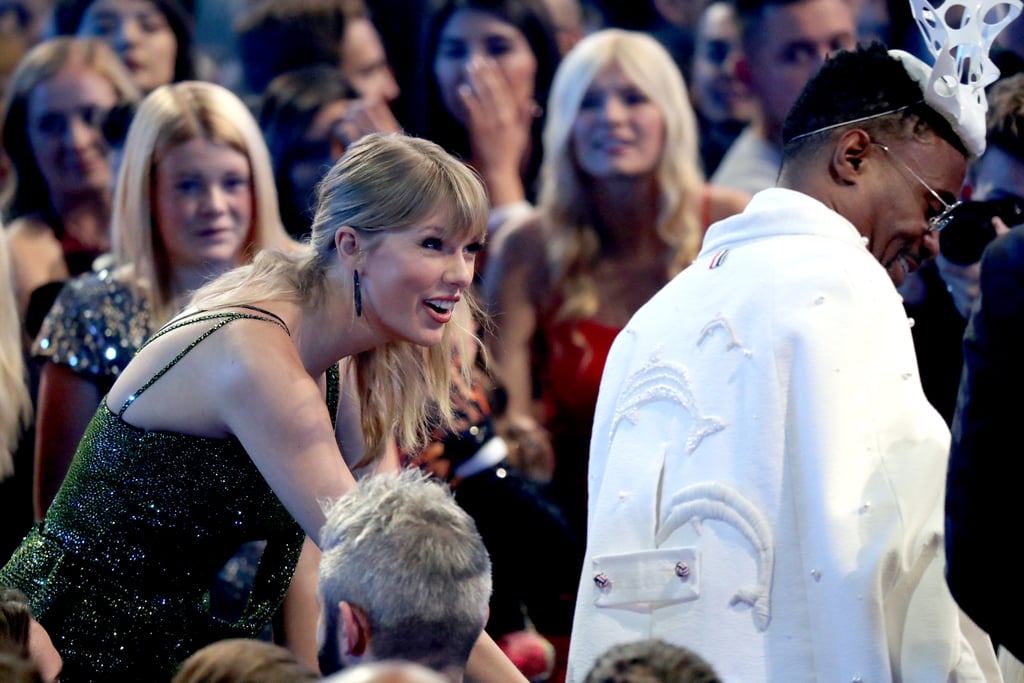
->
<box><xmin>1</xmin><ymin>37</ymin><xmax>140</xmax><ymax>328</ymax></box>
<box><xmin>1</xmin><ymin>132</ymin><xmax>524</xmax><ymax>682</ymax></box>
<box><xmin>483</xmin><ymin>29</ymin><xmax>749</xmax><ymax>536</ymax></box>
<box><xmin>417</xmin><ymin>0</ymin><xmax>562</xmax><ymax>258</ymax></box>
<box><xmin>31</xmin><ymin>80</ymin><xmax>294</xmax><ymax>518</ymax></box>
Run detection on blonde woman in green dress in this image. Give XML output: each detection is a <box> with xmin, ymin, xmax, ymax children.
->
<box><xmin>1</xmin><ymin>132</ymin><xmax>523</xmax><ymax>683</ymax></box>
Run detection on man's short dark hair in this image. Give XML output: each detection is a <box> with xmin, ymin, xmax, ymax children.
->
<box><xmin>781</xmin><ymin>43</ymin><xmax>968</xmax><ymax>161</ymax></box>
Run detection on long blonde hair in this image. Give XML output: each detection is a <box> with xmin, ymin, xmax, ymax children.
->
<box><xmin>189</xmin><ymin>133</ymin><xmax>489</xmax><ymax>464</ymax></box>
<box><xmin>539</xmin><ymin>29</ymin><xmax>704</xmax><ymax>321</ymax></box>
<box><xmin>0</xmin><ymin>233</ymin><xmax>32</xmax><ymax>479</ymax></box>
<box><xmin>112</xmin><ymin>81</ymin><xmax>294</xmax><ymax>324</ymax></box>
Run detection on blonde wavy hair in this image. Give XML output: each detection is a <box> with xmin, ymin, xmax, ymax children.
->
<box><xmin>112</xmin><ymin>81</ymin><xmax>294</xmax><ymax>323</ymax></box>
<box><xmin>188</xmin><ymin>133</ymin><xmax>489</xmax><ymax>465</ymax></box>
<box><xmin>0</xmin><ymin>233</ymin><xmax>32</xmax><ymax>479</ymax></box>
<box><xmin>539</xmin><ymin>29</ymin><xmax>704</xmax><ymax>321</ymax></box>
<box><xmin>1</xmin><ymin>37</ymin><xmax>139</xmax><ymax>224</ymax></box>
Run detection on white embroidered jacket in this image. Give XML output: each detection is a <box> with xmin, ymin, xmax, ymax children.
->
<box><xmin>567</xmin><ymin>189</ymin><xmax>1001</xmax><ymax>683</ymax></box>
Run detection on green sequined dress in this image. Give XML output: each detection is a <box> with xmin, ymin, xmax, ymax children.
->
<box><xmin>1</xmin><ymin>308</ymin><xmax>338</xmax><ymax>682</ymax></box>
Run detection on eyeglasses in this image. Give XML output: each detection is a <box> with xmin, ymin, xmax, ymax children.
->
<box><xmin>871</xmin><ymin>141</ymin><xmax>961</xmax><ymax>233</ymax></box>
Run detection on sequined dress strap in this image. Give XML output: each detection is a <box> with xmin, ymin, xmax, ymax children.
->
<box><xmin>117</xmin><ymin>306</ymin><xmax>291</xmax><ymax>419</ymax></box>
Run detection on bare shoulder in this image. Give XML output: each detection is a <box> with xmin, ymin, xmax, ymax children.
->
<box><xmin>6</xmin><ymin>216</ymin><xmax>62</xmax><ymax>257</ymax></box>
<box><xmin>497</xmin><ymin>212</ymin><xmax>550</xmax><ymax>273</ymax></box>
<box><xmin>6</xmin><ymin>217</ymin><xmax>68</xmax><ymax>312</ymax></box>
<box><xmin>483</xmin><ymin>210</ymin><xmax>551</xmax><ymax>304</ymax></box>
<box><xmin>707</xmin><ymin>185</ymin><xmax>752</xmax><ymax>223</ymax></box>
<box><xmin>215</xmin><ymin>313</ymin><xmax>333</xmax><ymax>428</ymax></box>
<box><xmin>214</xmin><ymin>313</ymin><xmax>312</xmax><ymax>397</ymax></box>
<box><xmin>109</xmin><ymin>310</ymin><xmax>315</xmax><ymax>437</ymax></box>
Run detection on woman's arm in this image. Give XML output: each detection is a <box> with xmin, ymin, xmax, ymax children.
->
<box><xmin>465</xmin><ymin>631</ymin><xmax>529</xmax><ymax>683</ymax></box>
<box><xmin>206</xmin><ymin>327</ymin><xmax>525</xmax><ymax>679</ymax></box>
<box><xmin>34</xmin><ymin>362</ymin><xmax>103</xmax><ymax>517</ymax></box>
<box><xmin>483</xmin><ymin>222</ymin><xmax>554</xmax><ymax>480</ymax></box>
<box><xmin>218</xmin><ymin>334</ymin><xmax>359</xmax><ymax>538</ymax></box>
<box><xmin>276</xmin><ymin>536</ymin><xmax>323</xmax><ymax>673</ymax></box>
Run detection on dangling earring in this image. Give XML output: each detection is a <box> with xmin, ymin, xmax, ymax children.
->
<box><xmin>353</xmin><ymin>270</ymin><xmax>362</xmax><ymax>317</ymax></box>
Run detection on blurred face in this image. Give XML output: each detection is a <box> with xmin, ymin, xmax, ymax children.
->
<box><xmin>866</xmin><ymin>137</ymin><xmax>966</xmax><ymax>285</ymax></box>
<box><xmin>572</xmin><ymin>64</ymin><xmax>665</xmax><ymax>180</ymax></box>
<box><xmin>340</xmin><ymin>17</ymin><xmax>400</xmax><ymax>102</ymax></box>
<box><xmin>287</xmin><ymin>99</ymin><xmax>352</xmax><ymax>220</ymax></box>
<box><xmin>78</xmin><ymin>0</ymin><xmax>177</xmax><ymax>92</ymax></box>
<box><xmin>433</xmin><ymin>8</ymin><xmax>538</xmax><ymax>125</ymax></box>
<box><xmin>28</xmin><ymin>618</ymin><xmax>62</xmax><ymax>683</ymax></box>
<box><xmin>967</xmin><ymin>145</ymin><xmax>1024</xmax><ymax>202</ymax></box>
<box><xmin>27</xmin><ymin>65</ymin><xmax>118</xmax><ymax>200</ymax></box>
<box><xmin>692</xmin><ymin>2</ymin><xmax>753</xmax><ymax>124</ymax></box>
<box><xmin>359</xmin><ymin>212</ymin><xmax>480</xmax><ymax>347</ymax></box>
<box><xmin>744</xmin><ymin>0</ymin><xmax>856</xmax><ymax>139</ymax></box>
<box><xmin>154</xmin><ymin>138</ymin><xmax>253</xmax><ymax>273</ymax></box>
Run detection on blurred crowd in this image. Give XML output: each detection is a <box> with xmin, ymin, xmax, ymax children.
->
<box><xmin>1</xmin><ymin>0</ymin><xmax>1022</xmax><ymax>681</ymax></box>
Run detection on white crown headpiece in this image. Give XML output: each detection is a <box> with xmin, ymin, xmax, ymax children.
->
<box><xmin>891</xmin><ymin>0</ymin><xmax>1021</xmax><ymax>158</ymax></box>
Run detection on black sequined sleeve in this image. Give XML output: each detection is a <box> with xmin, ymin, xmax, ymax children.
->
<box><xmin>33</xmin><ymin>272</ymin><xmax>153</xmax><ymax>379</ymax></box>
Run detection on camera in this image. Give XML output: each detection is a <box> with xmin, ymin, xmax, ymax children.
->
<box><xmin>939</xmin><ymin>196</ymin><xmax>1024</xmax><ymax>265</ymax></box>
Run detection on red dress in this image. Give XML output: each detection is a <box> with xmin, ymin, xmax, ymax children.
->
<box><xmin>540</xmin><ymin>318</ymin><xmax>621</xmax><ymax>538</ymax></box>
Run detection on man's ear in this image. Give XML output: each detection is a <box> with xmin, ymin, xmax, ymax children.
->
<box><xmin>339</xmin><ymin>601</ymin><xmax>369</xmax><ymax>656</ymax></box>
<box><xmin>832</xmin><ymin>129</ymin><xmax>872</xmax><ymax>184</ymax></box>
<box><xmin>334</xmin><ymin>227</ymin><xmax>361</xmax><ymax>264</ymax></box>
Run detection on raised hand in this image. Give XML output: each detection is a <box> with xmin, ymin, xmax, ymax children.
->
<box><xmin>458</xmin><ymin>56</ymin><xmax>536</xmax><ymax>207</ymax></box>
<box><xmin>332</xmin><ymin>98</ymin><xmax>403</xmax><ymax>156</ymax></box>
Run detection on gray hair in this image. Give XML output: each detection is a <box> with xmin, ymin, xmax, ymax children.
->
<box><xmin>319</xmin><ymin>470</ymin><xmax>492</xmax><ymax>671</ymax></box>
<box><xmin>584</xmin><ymin>639</ymin><xmax>721</xmax><ymax>683</ymax></box>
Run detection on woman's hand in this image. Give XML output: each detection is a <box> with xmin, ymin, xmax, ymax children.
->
<box><xmin>499</xmin><ymin>413</ymin><xmax>555</xmax><ymax>484</ymax></box>
<box><xmin>333</xmin><ymin>99</ymin><xmax>403</xmax><ymax>155</ymax></box>
<box><xmin>458</xmin><ymin>56</ymin><xmax>533</xmax><ymax>207</ymax></box>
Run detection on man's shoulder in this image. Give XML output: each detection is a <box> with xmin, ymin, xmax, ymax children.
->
<box><xmin>710</xmin><ymin>128</ymin><xmax>783</xmax><ymax>195</ymax></box>
<box><xmin>981</xmin><ymin>227</ymin><xmax>1024</xmax><ymax>273</ymax></box>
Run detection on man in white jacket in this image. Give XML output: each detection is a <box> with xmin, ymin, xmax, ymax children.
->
<box><xmin>568</xmin><ymin>43</ymin><xmax>1003</xmax><ymax>682</ymax></box>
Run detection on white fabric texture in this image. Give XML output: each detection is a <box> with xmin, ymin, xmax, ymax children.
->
<box><xmin>567</xmin><ymin>188</ymin><xmax>1001</xmax><ymax>683</ymax></box>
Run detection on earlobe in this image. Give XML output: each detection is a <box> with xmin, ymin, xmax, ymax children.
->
<box><xmin>339</xmin><ymin>601</ymin><xmax>369</xmax><ymax>656</ymax></box>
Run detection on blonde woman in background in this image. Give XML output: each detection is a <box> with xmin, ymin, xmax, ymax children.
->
<box><xmin>33</xmin><ymin>80</ymin><xmax>294</xmax><ymax>517</ymax></box>
<box><xmin>0</xmin><ymin>226</ymin><xmax>34</xmax><ymax>562</ymax></box>
<box><xmin>0</xmin><ymin>230</ymin><xmax>32</xmax><ymax>481</ymax></box>
<box><xmin>1</xmin><ymin>37</ymin><xmax>139</xmax><ymax>324</ymax></box>
<box><xmin>484</xmin><ymin>29</ymin><xmax>750</xmax><ymax>539</ymax></box>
